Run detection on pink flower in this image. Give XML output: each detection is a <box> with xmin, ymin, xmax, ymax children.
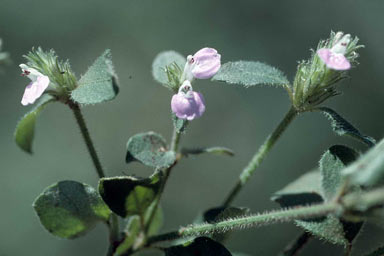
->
<box><xmin>184</xmin><ymin>48</ymin><xmax>221</xmax><ymax>80</ymax></box>
<box><xmin>20</xmin><ymin>64</ymin><xmax>50</xmax><ymax>106</ymax></box>
<box><xmin>171</xmin><ymin>80</ymin><xmax>205</xmax><ymax>120</ymax></box>
<box><xmin>317</xmin><ymin>34</ymin><xmax>351</xmax><ymax>71</ymax></box>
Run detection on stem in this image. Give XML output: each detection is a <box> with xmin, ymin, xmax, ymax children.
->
<box><xmin>70</xmin><ymin>103</ymin><xmax>120</xmax><ymax>255</ymax></box>
<box><xmin>223</xmin><ymin>106</ymin><xmax>298</xmax><ymax>206</ymax></box>
<box><xmin>71</xmin><ymin>104</ymin><xmax>105</xmax><ymax>178</ymax></box>
<box><xmin>148</xmin><ymin>202</ymin><xmax>338</xmax><ymax>245</ymax></box>
<box><xmin>278</xmin><ymin>232</ymin><xmax>312</xmax><ymax>256</ymax></box>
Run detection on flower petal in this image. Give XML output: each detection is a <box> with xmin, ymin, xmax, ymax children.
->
<box><xmin>191</xmin><ymin>48</ymin><xmax>221</xmax><ymax>79</ymax></box>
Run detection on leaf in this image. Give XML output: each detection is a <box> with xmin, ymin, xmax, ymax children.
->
<box><xmin>172</xmin><ymin>113</ymin><xmax>188</xmax><ymax>134</ymax></box>
<box><xmin>98</xmin><ymin>175</ymin><xmax>160</xmax><ymax>218</ymax></box>
<box><xmin>164</xmin><ymin>236</ymin><xmax>232</xmax><ymax>256</ymax></box>
<box><xmin>320</xmin><ymin>145</ymin><xmax>358</xmax><ymax>200</ymax></box>
<box><xmin>152</xmin><ymin>51</ymin><xmax>186</xmax><ymax>85</ymax></box>
<box><xmin>14</xmin><ymin>95</ymin><xmax>55</xmax><ymax>153</ymax></box>
<box><xmin>71</xmin><ymin>49</ymin><xmax>119</xmax><ymax>104</ymax></box>
<box><xmin>115</xmin><ymin>216</ymin><xmax>141</xmax><ymax>255</ymax></box>
<box><xmin>144</xmin><ymin>202</ymin><xmax>163</xmax><ymax>236</ymax></box>
<box><xmin>316</xmin><ymin>107</ymin><xmax>375</xmax><ymax>147</ymax></box>
<box><xmin>271</xmin><ymin>170</ymin><xmax>324</xmax><ymax>208</ymax></box>
<box><xmin>182</xmin><ymin>147</ymin><xmax>235</xmax><ymax>157</ymax></box>
<box><xmin>343</xmin><ymin>138</ymin><xmax>384</xmax><ymax>187</ymax></box>
<box><xmin>33</xmin><ymin>180</ymin><xmax>111</xmax><ymax>239</ymax></box>
<box><xmin>212</xmin><ymin>61</ymin><xmax>289</xmax><ymax>88</ymax></box>
<box><xmin>126</xmin><ymin>131</ymin><xmax>176</xmax><ymax>168</ymax></box>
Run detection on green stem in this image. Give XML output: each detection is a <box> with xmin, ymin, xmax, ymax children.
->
<box><xmin>223</xmin><ymin>106</ymin><xmax>298</xmax><ymax>206</ymax></box>
<box><xmin>147</xmin><ymin>202</ymin><xmax>339</xmax><ymax>245</ymax></box>
<box><xmin>72</xmin><ymin>104</ymin><xmax>105</xmax><ymax>178</ymax></box>
<box><xmin>70</xmin><ymin>103</ymin><xmax>120</xmax><ymax>255</ymax></box>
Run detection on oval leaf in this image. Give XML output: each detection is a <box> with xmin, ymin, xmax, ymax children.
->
<box><xmin>98</xmin><ymin>175</ymin><xmax>160</xmax><ymax>218</ymax></box>
<box><xmin>126</xmin><ymin>132</ymin><xmax>176</xmax><ymax>168</ymax></box>
<box><xmin>212</xmin><ymin>61</ymin><xmax>289</xmax><ymax>88</ymax></box>
<box><xmin>71</xmin><ymin>49</ymin><xmax>119</xmax><ymax>104</ymax></box>
<box><xmin>165</xmin><ymin>237</ymin><xmax>232</xmax><ymax>256</ymax></box>
<box><xmin>33</xmin><ymin>180</ymin><xmax>111</xmax><ymax>239</ymax></box>
<box><xmin>15</xmin><ymin>95</ymin><xmax>56</xmax><ymax>153</ymax></box>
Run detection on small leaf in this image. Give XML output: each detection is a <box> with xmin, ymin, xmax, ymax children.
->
<box><xmin>14</xmin><ymin>95</ymin><xmax>56</xmax><ymax>153</ymax></box>
<box><xmin>144</xmin><ymin>202</ymin><xmax>163</xmax><ymax>236</ymax></box>
<box><xmin>316</xmin><ymin>107</ymin><xmax>375</xmax><ymax>147</ymax></box>
<box><xmin>115</xmin><ymin>216</ymin><xmax>141</xmax><ymax>255</ymax></box>
<box><xmin>343</xmin><ymin>138</ymin><xmax>384</xmax><ymax>187</ymax></box>
<box><xmin>71</xmin><ymin>49</ymin><xmax>119</xmax><ymax>104</ymax></box>
<box><xmin>172</xmin><ymin>113</ymin><xmax>188</xmax><ymax>134</ymax></box>
<box><xmin>152</xmin><ymin>51</ymin><xmax>186</xmax><ymax>86</ymax></box>
<box><xmin>33</xmin><ymin>180</ymin><xmax>111</xmax><ymax>239</ymax></box>
<box><xmin>212</xmin><ymin>61</ymin><xmax>289</xmax><ymax>88</ymax></box>
<box><xmin>182</xmin><ymin>147</ymin><xmax>234</xmax><ymax>157</ymax></box>
<box><xmin>320</xmin><ymin>145</ymin><xmax>358</xmax><ymax>200</ymax></box>
<box><xmin>126</xmin><ymin>132</ymin><xmax>176</xmax><ymax>168</ymax></box>
<box><xmin>98</xmin><ymin>175</ymin><xmax>160</xmax><ymax>218</ymax></box>
<box><xmin>165</xmin><ymin>236</ymin><xmax>232</xmax><ymax>256</ymax></box>
<box><xmin>271</xmin><ymin>170</ymin><xmax>324</xmax><ymax>208</ymax></box>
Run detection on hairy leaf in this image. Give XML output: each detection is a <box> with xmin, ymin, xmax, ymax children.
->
<box><xmin>33</xmin><ymin>180</ymin><xmax>110</xmax><ymax>239</ymax></box>
<box><xmin>15</xmin><ymin>95</ymin><xmax>56</xmax><ymax>153</ymax></box>
<box><xmin>98</xmin><ymin>175</ymin><xmax>160</xmax><ymax>218</ymax></box>
<box><xmin>212</xmin><ymin>61</ymin><xmax>289</xmax><ymax>88</ymax></box>
<box><xmin>343</xmin><ymin>138</ymin><xmax>384</xmax><ymax>187</ymax></box>
<box><xmin>182</xmin><ymin>146</ymin><xmax>234</xmax><ymax>157</ymax></box>
<box><xmin>71</xmin><ymin>49</ymin><xmax>119</xmax><ymax>104</ymax></box>
<box><xmin>317</xmin><ymin>107</ymin><xmax>375</xmax><ymax>147</ymax></box>
<box><xmin>126</xmin><ymin>131</ymin><xmax>176</xmax><ymax>168</ymax></box>
<box><xmin>165</xmin><ymin>236</ymin><xmax>232</xmax><ymax>256</ymax></box>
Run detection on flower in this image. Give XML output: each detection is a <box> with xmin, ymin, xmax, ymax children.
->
<box><xmin>184</xmin><ymin>47</ymin><xmax>221</xmax><ymax>80</ymax></box>
<box><xmin>20</xmin><ymin>64</ymin><xmax>50</xmax><ymax>106</ymax></box>
<box><xmin>171</xmin><ymin>80</ymin><xmax>205</xmax><ymax>120</ymax></box>
<box><xmin>317</xmin><ymin>34</ymin><xmax>351</xmax><ymax>70</ymax></box>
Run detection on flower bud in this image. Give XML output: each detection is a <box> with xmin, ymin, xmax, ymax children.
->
<box><xmin>183</xmin><ymin>48</ymin><xmax>221</xmax><ymax>81</ymax></box>
<box><xmin>171</xmin><ymin>80</ymin><xmax>206</xmax><ymax>120</ymax></box>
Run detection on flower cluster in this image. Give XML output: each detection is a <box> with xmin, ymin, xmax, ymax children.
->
<box><xmin>171</xmin><ymin>48</ymin><xmax>221</xmax><ymax>120</ymax></box>
<box><xmin>291</xmin><ymin>31</ymin><xmax>363</xmax><ymax>111</ymax></box>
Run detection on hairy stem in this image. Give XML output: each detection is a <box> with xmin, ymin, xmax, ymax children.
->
<box><xmin>70</xmin><ymin>103</ymin><xmax>120</xmax><ymax>255</ymax></box>
<box><xmin>223</xmin><ymin>106</ymin><xmax>298</xmax><ymax>206</ymax></box>
<box><xmin>278</xmin><ymin>232</ymin><xmax>312</xmax><ymax>256</ymax></box>
<box><xmin>147</xmin><ymin>186</ymin><xmax>384</xmax><ymax>245</ymax></box>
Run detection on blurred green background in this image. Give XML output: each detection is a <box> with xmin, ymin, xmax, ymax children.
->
<box><xmin>1</xmin><ymin>0</ymin><xmax>384</xmax><ymax>255</ymax></box>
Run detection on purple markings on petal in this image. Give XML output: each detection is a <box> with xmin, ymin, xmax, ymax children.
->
<box><xmin>191</xmin><ymin>47</ymin><xmax>221</xmax><ymax>79</ymax></box>
<box><xmin>171</xmin><ymin>91</ymin><xmax>206</xmax><ymax>120</ymax></box>
<box><xmin>317</xmin><ymin>48</ymin><xmax>351</xmax><ymax>71</ymax></box>
<box><xmin>20</xmin><ymin>65</ymin><xmax>50</xmax><ymax>106</ymax></box>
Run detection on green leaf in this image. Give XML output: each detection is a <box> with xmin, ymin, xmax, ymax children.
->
<box><xmin>362</xmin><ymin>245</ymin><xmax>384</xmax><ymax>256</ymax></box>
<box><xmin>212</xmin><ymin>61</ymin><xmax>289</xmax><ymax>88</ymax></box>
<box><xmin>165</xmin><ymin>237</ymin><xmax>232</xmax><ymax>256</ymax></box>
<box><xmin>172</xmin><ymin>113</ymin><xmax>189</xmax><ymax>134</ymax></box>
<box><xmin>320</xmin><ymin>145</ymin><xmax>358</xmax><ymax>200</ymax></box>
<box><xmin>98</xmin><ymin>175</ymin><xmax>160</xmax><ymax>218</ymax></box>
<box><xmin>343</xmin><ymin>138</ymin><xmax>384</xmax><ymax>187</ymax></box>
<box><xmin>144</xmin><ymin>202</ymin><xmax>163</xmax><ymax>236</ymax></box>
<box><xmin>152</xmin><ymin>51</ymin><xmax>186</xmax><ymax>87</ymax></box>
<box><xmin>115</xmin><ymin>216</ymin><xmax>141</xmax><ymax>255</ymax></box>
<box><xmin>316</xmin><ymin>107</ymin><xmax>375</xmax><ymax>147</ymax></box>
<box><xmin>15</xmin><ymin>95</ymin><xmax>56</xmax><ymax>153</ymax></box>
<box><xmin>33</xmin><ymin>180</ymin><xmax>111</xmax><ymax>239</ymax></box>
<box><xmin>271</xmin><ymin>170</ymin><xmax>324</xmax><ymax>208</ymax></box>
<box><xmin>126</xmin><ymin>132</ymin><xmax>176</xmax><ymax>168</ymax></box>
<box><xmin>71</xmin><ymin>49</ymin><xmax>119</xmax><ymax>104</ymax></box>
<box><xmin>182</xmin><ymin>147</ymin><xmax>234</xmax><ymax>157</ymax></box>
